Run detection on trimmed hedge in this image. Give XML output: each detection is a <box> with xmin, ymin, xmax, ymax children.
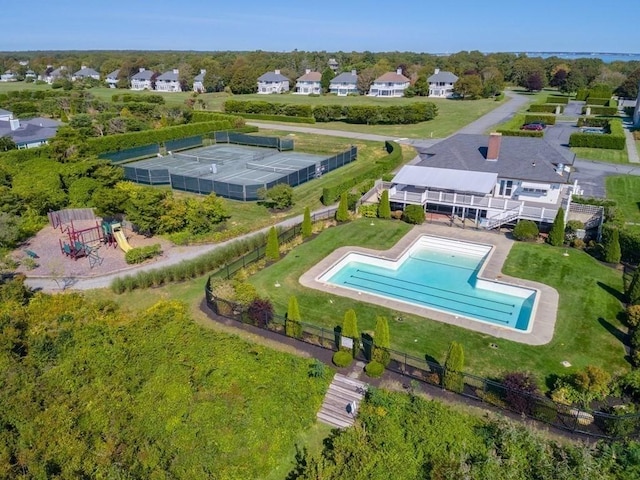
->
<box><xmin>529</xmin><ymin>104</ymin><xmax>562</xmax><ymax>113</ymax></box>
<box><xmin>620</xmin><ymin>229</ymin><xmax>640</xmax><ymax>264</ymax></box>
<box><xmin>124</xmin><ymin>244</ymin><xmax>162</xmax><ymax>264</ymax></box>
<box><xmin>321</xmin><ymin>141</ymin><xmax>402</xmax><ymax>205</ymax></box>
<box><xmin>577</xmin><ymin>117</ymin><xmax>609</xmax><ymax>127</ymax></box>
<box><xmin>225</xmin><ymin>100</ymin><xmax>313</xmax><ymax>117</ymax></box>
<box><xmin>0</xmin><ymin>145</ymin><xmax>51</xmax><ymax>164</ymax></box>
<box><xmin>191</xmin><ymin>111</ymin><xmax>247</xmax><ymax>123</ymax></box>
<box><xmin>547</xmin><ymin>95</ymin><xmax>570</xmax><ymax>104</ymax></box>
<box><xmin>569</xmin><ymin>119</ymin><xmax>625</xmax><ymax>150</ymax></box>
<box><xmin>231</xmin><ymin>112</ymin><xmax>316</xmax><ymax>124</ymax></box>
<box><xmin>495</xmin><ymin>128</ymin><xmax>543</xmax><ymax>138</ymax></box>
<box><xmin>524</xmin><ymin>114</ymin><xmax>556</xmax><ymax>125</ymax></box>
<box><xmin>582</xmin><ymin>106</ymin><xmax>618</xmax><ymax>116</ymax></box>
<box><xmin>586</xmin><ymin>97</ymin><xmax>610</xmax><ymax>106</ymax></box>
<box><xmin>364</xmin><ymin>361</ymin><xmax>385</xmax><ymax>378</ymax></box>
<box><xmin>332</xmin><ymin>350</ymin><xmax>353</xmax><ymax>368</ymax></box>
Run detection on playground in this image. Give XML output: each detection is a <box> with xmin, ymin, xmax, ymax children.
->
<box><xmin>13</xmin><ymin>209</ymin><xmax>173</xmax><ymax>280</ymax></box>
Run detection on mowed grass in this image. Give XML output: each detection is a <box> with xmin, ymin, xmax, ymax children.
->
<box><xmin>606</xmin><ymin>175</ymin><xmax>640</xmax><ymax>222</ymax></box>
<box><xmin>0</xmin><ymin>81</ymin><xmax>52</xmax><ymax>93</ymax></box>
<box><xmin>572</xmin><ymin>146</ymin><xmax>630</xmax><ymax>164</ymax></box>
<box><xmin>247</xmin><ymin>219</ymin><xmax>628</xmax><ymax>384</ymax></box>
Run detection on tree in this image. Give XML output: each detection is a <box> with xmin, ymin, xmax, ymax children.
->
<box><xmin>320</xmin><ymin>68</ymin><xmax>334</xmax><ymax>94</ymax></box>
<box><xmin>257</xmin><ymin>183</ymin><xmax>294</xmax><ymax>210</ymax></box>
<box><xmin>373</xmin><ymin>316</ymin><xmax>390</xmax><ymax>366</ymax></box>
<box><xmin>301</xmin><ymin>206</ymin><xmax>312</xmax><ymax>238</ymax></box>
<box><xmin>480</xmin><ymin>67</ymin><xmax>504</xmax><ymax>97</ymax></box>
<box><xmin>377</xmin><ymin>190</ymin><xmax>391</xmax><ymax>219</ymax></box>
<box><xmin>547</xmin><ymin>207</ymin><xmax>565</xmax><ymax>246</ymax></box>
<box><xmin>0</xmin><ymin>135</ymin><xmax>16</xmax><ymax>152</ymax></box>
<box><xmin>502</xmin><ymin>372</ymin><xmax>540</xmax><ymax>414</ymax></box>
<box><xmin>627</xmin><ymin>268</ymin><xmax>640</xmax><ymax>305</ymax></box>
<box><xmin>0</xmin><ymin>212</ymin><xmax>21</xmax><ymax>248</ymax></box>
<box><xmin>265</xmin><ymin>226</ymin><xmax>280</xmax><ymax>261</ymax></box>
<box><xmin>412</xmin><ymin>74</ymin><xmax>429</xmax><ymax>96</ymax></box>
<box><xmin>124</xmin><ymin>187</ymin><xmax>167</xmax><ymax>235</ymax></box>
<box><xmin>573</xmin><ymin>365</ymin><xmax>611</xmax><ymax>406</ymax></box>
<box><xmin>335</xmin><ymin>192</ymin><xmax>349</xmax><ymax>222</ymax></box>
<box><xmin>560</xmin><ymin>70</ymin><xmax>587</xmax><ymax>95</ymax></box>
<box><xmin>549</xmin><ymin>68</ymin><xmax>568</xmax><ymax>89</ymax></box>
<box><xmin>342</xmin><ymin>309</ymin><xmax>359</xmax><ymax>356</ymax></box>
<box><xmin>524</xmin><ymin>72</ymin><xmax>544</xmax><ymax>91</ymax></box>
<box><xmin>603</xmin><ymin>226</ymin><xmax>621</xmax><ymax>264</ymax></box>
<box><xmin>454</xmin><ymin>74</ymin><xmax>483</xmax><ymax>99</ymax></box>
<box><xmin>443</xmin><ymin>341</ymin><xmax>464</xmax><ymax>393</ymax></box>
<box><xmin>247</xmin><ymin>298</ymin><xmax>274</xmax><ymax>327</ymax></box>
<box><xmin>286</xmin><ymin>296</ymin><xmax>302</xmax><ymax>338</ymax></box>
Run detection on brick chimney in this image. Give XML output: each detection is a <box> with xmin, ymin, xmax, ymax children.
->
<box><xmin>487</xmin><ymin>132</ymin><xmax>502</xmax><ymax>161</ymax></box>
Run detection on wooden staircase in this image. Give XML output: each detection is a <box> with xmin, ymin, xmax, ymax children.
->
<box><xmin>317</xmin><ymin>374</ymin><xmax>367</xmax><ymax>429</ymax></box>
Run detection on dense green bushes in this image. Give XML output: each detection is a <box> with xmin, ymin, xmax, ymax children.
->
<box><xmin>496</xmin><ymin>128</ymin><xmax>544</xmax><ymax>137</ymax></box>
<box><xmin>524</xmin><ymin>113</ymin><xmax>556</xmax><ymax>125</ymax></box>
<box><xmin>529</xmin><ymin>104</ymin><xmax>562</xmax><ymax>113</ymax></box>
<box><xmin>124</xmin><ymin>244</ymin><xmax>162</xmax><ymax>264</ymax></box>
<box><xmin>229</xmin><ymin>112</ymin><xmax>316</xmax><ymax>124</ymax></box>
<box><xmin>512</xmin><ymin>220</ymin><xmax>539</xmax><ymax>241</ymax></box>
<box><xmin>547</xmin><ymin>95</ymin><xmax>570</xmax><ymax>104</ymax></box>
<box><xmin>224</xmin><ymin>100</ymin><xmax>438</xmax><ymax>125</ymax></box>
<box><xmin>332</xmin><ymin>350</ymin><xmax>353</xmax><ymax>368</ymax></box>
<box><xmin>570</xmin><ymin>119</ymin><xmax>625</xmax><ymax>150</ymax></box>
<box><xmin>583</xmin><ymin>105</ymin><xmax>618</xmax><ymax>115</ymax></box>
<box><xmin>403</xmin><ymin>204</ymin><xmax>426</xmax><ymax>224</ymax></box>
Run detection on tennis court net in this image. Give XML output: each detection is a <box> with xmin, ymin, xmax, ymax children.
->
<box><xmin>172</xmin><ymin>152</ymin><xmax>224</xmax><ymax>165</ymax></box>
<box><xmin>245</xmin><ymin>162</ymin><xmax>297</xmax><ymax>174</ymax></box>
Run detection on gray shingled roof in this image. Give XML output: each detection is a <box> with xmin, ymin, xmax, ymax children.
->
<box><xmin>132</xmin><ymin>69</ymin><xmax>154</xmax><ymax>80</ymax></box>
<box><xmin>106</xmin><ymin>69</ymin><xmax>120</xmax><ymax>79</ymax></box>
<box><xmin>194</xmin><ymin>71</ymin><xmax>206</xmax><ymax>82</ymax></box>
<box><xmin>0</xmin><ymin>117</ymin><xmax>61</xmax><ymax>146</ymax></box>
<box><xmin>415</xmin><ymin>134</ymin><xmax>571</xmax><ymax>184</ymax></box>
<box><xmin>330</xmin><ymin>71</ymin><xmax>357</xmax><ymax>84</ymax></box>
<box><xmin>74</xmin><ymin>67</ymin><xmax>100</xmax><ymax>77</ymax></box>
<box><xmin>258</xmin><ymin>71</ymin><xmax>289</xmax><ymax>82</ymax></box>
<box><xmin>157</xmin><ymin>70</ymin><xmax>179</xmax><ymax>81</ymax></box>
<box><xmin>0</xmin><ymin>108</ymin><xmax>12</xmax><ymax>117</ymax></box>
<box><xmin>427</xmin><ymin>70</ymin><xmax>459</xmax><ymax>83</ymax></box>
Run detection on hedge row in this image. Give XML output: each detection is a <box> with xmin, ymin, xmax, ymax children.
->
<box><xmin>111</xmin><ymin>232</ymin><xmax>268</xmax><ymax>293</ymax></box>
<box><xmin>0</xmin><ymin>90</ymin><xmax>67</xmax><ymax>103</ymax></box>
<box><xmin>190</xmin><ymin>111</ymin><xmax>244</xmax><ymax>123</ymax></box>
<box><xmin>585</xmin><ymin>97</ymin><xmax>610</xmax><ymax>106</ymax></box>
<box><xmin>85</xmin><ymin>119</ymin><xmax>240</xmax><ymax>154</ymax></box>
<box><xmin>0</xmin><ymin>145</ymin><xmax>51</xmax><ymax>165</ymax></box>
<box><xmin>582</xmin><ymin>106</ymin><xmax>618</xmax><ymax>116</ymax></box>
<box><xmin>569</xmin><ymin>119</ymin><xmax>625</xmax><ymax>150</ymax></box>
<box><xmin>231</xmin><ymin>112</ymin><xmax>316</xmax><ymax>124</ymax></box>
<box><xmin>620</xmin><ymin>228</ymin><xmax>640</xmax><ymax>264</ymax></box>
<box><xmin>529</xmin><ymin>104</ymin><xmax>562</xmax><ymax>113</ymax></box>
<box><xmin>547</xmin><ymin>95</ymin><xmax>570</xmax><ymax>104</ymax></box>
<box><xmin>495</xmin><ymin>129</ymin><xmax>543</xmax><ymax>138</ymax></box>
<box><xmin>125</xmin><ymin>244</ymin><xmax>162</xmax><ymax>264</ymax></box>
<box><xmin>577</xmin><ymin>117</ymin><xmax>609</xmax><ymax>127</ymax></box>
<box><xmin>111</xmin><ymin>93</ymin><xmax>165</xmax><ymax>104</ymax></box>
<box><xmin>321</xmin><ymin>141</ymin><xmax>402</xmax><ymax>205</ymax></box>
<box><xmin>524</xmin><ymin>114</ymin><xmax>557</xmax><ymax>125</ymax></box>
<box><xmin>224</xmin><ymin>100</ymin><xmax>438</xmax><ymax>125</ymax></box>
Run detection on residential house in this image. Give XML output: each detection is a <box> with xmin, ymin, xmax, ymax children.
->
<box><xmin>329</xmin><ymin>70</ymin><xmax>358</xmax><ymax>96</ymax></box>
<box><xmin>72</xmin><ymin>66</ymin><xmax>100</xmax><ymax>81</ymax></box>
<box><xmin>0</xmin><ymin>109</ymin><xmax>62</xmax><ymax>149</ymax></box>
<box><xmin>0</xmin><ymin>70</ymin><xmax>17</xmax><ymax>82</ymax></box>
<box><xmin>105</xmin><ymin>69</ymin><xmax>120</xmax><ymax>88</ymax></box>
<box><xmin>363</xmin><ymin>133</ymin><xmax>583</xmax><ymax>229</ymax></box>
<box><xmin>328</xmin><ymin>58</ymin><xmax>339</xmax><ymax>72</ymax></box>
<box><xmin>43</xmin><ymin>66</ymin><xmax>68</xmax><ymax>84</ymax></box>
<box><xmin>368</xmin><ymin>68</ymin><xmax>410</xmax><ymax>97</ymax></box>
<box><xmin>428</xmin><ymin>68</ymin><xmax>459</xmax><ymax>98</ymax></box>
<box><xmin>155</xmin><ymin>69</ymin><xmax>182</xmax><ymax>92</ymax></box>
<box><xmin>25</xmin><ymin>70</ymin><xmax>36</xmax><ymax>80</ymax></box>
<box><xmin>193</xmin><ymin>69</ymin><xmax>206</xmax><ymax>93</ymax></box>
<box><xmin>294</xmin><ymin>69</ymin><xmax>321</xmax><ymax>95</ymax></box>
<box><xmin>130</xmin><ymin>68</ymin><xmax>155</xmax><ymax>91</ymax></box>
<box><xmin>257</xmin><ymin>69</ymin><xmax>289</xmax><ymax>94</ymax></box>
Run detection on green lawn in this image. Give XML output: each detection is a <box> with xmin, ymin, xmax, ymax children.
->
<box><xmin>0</xmin><ymin>81</ymin><xmax>51</xmax><ymax>93</ymax></box>
<box><xmin>606</xmin><ymin>175</ymin><xmax>640</xmax><ymax>222</ymax></box>
<box><xmin>572</xmin><ymin>146</ymin><xmax>630</xmax><ymax>164</ymax></box>
<box><xmin>247</xmin><ymin>219</ymin><xmax>628</xmax><ymax>384</ymax></box>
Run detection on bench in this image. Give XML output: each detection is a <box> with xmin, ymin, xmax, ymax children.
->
<box><xmin>24</xmin><ymin>249</ymin><xmax>39</xmax><ymax>259</ymax></box>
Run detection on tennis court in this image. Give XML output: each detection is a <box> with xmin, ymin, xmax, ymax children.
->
<box><xmin>124</xmin><ymin>143</ymin><xmax>357</xmax><ymax>201</ymax></box>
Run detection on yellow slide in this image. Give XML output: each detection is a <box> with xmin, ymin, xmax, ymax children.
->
<box><xmin>113</xmin><ymin>228</ymin><xmax>133</xmax><ymax>253</ymax></box>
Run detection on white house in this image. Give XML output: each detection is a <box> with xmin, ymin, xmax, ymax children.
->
<box><xmin>105</xmin><ymin>69</ymin><xmax>120</xmax><ymax>88</ymax></box>
<box><xmin>328</xmin><ymin>58</ymin><xmax>339</xmax><ymax>72</ymax></box>
<box><xmin>130</xmin><ymin>68</ymin><xmax>155</xmax><ymax>91</ymax></box>
<box><xmin>155</xmin><ymin>69</ymin><xmax>181</xmax><ymax>92</ymax></box>
<box><xmin>257</xmin><ymin>69</ymin><xmax>289</xmax><ymax>94</ymax></box>
<box><xmin>0</xmin><ymin>109</ymin><xmax>62</xmax><ymax>149</ymax></box>
<box><xmin>368</xmin><ymin>68</ymin><xmax>410</xmax><ymax>97</ymax></box>
<box><xmin>25</xmin><ymin>70</ymin><xmax>36</xmax><ymax>80</ymax></box>
<box><xmin>428</xmin><ymin>68</ymin><xmax>459</xmax><ymax>98</ymax></box>
<box><xmin>72</xmin><ymin>66</ymin><xmax>100</xmax><ymax>81</ymax></box>
<box><xmin>0</xmin><ymin>70</ymin><xmax>17</xmax><ymax>82</ymax></box>
<box><xmin>294</xmin><ymin>69</ymin><xmax>321</xmax><ymax>95</ymax></box>
<box><xmin>363</xmin><ymin>133</ymin><xmax>581</xmax><ymax>229</ymax></box>
<box><xmin>43</xmin><ymin>66</ymin><xmax>68</xmax><ymax>84</ymax></box>
<box><xmin>193</xmin><ymin>69</ymin><xmax>206</xmax><ymax>93</ymax></box>
<box><xmin>329</xmin><ymin>70</ymin><xmax>358</xmax><ymax>96</ymax></box>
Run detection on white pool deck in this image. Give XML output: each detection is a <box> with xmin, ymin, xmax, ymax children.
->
<box><xmin>299</xmin><ymin>223</ymin><xmax>559</xmax><ymax>345</ymax></box>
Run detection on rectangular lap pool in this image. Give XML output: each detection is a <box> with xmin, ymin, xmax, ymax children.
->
<box><xmin>319</xmin><ymin>235</ymin><xmax>537</xmax><ymax>332</ymax></box>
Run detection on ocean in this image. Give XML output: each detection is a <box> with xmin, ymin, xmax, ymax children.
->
<box><xmin>520</xmin><ymin>52</ymin><xmax>640</xmax><ymax>63</ymax></box>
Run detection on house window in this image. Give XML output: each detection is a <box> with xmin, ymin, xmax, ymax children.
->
<box><xmin>498</xmin><ymin>180</ymin><xmax>513</xmax><ymax>197</ymax></box>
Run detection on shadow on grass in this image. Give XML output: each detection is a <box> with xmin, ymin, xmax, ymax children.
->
<box><xmin>598</xmin><ymin>316</ymin><xmax>628</xmax><ymax>347</ymax></box>
<box><xmin>597</xmin><ymin>281</ymin><xmax>626</xmax><ymax>303</ymax></box>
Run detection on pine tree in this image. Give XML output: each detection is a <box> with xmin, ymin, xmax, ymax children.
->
<box><xmin>628</xmin><ymin>269</ymin><xmax>640</xmax><ymax>305</ymax></box>
<box><xmin>373</xmin><ymin>316</ymin><xmax>391</xmax><ymax>366</ymax></box>
<box><xmin>377</xmin><ymin>190</ymin><xmax>391</xmax><ymax>219</ymax></box>
<box><xmin>265</xmin><ymin>226</ymin><xmax>280</xmax><ymax>261</ymax></box>
<box><xmin>342</xmin><ymin>309</ymin><xmax>359</xmax><ymax>356</ymax></box>
<box><xmin>335</xmin><ymin>192</ymin><xmax>349</xmax><ymax>222</ymax></box>
<box><xmin>286</xmin><ymin>296</ymin><xmax>302</xmax><ymax>338</ymax></box>
<box><xmin>301</xmin><ymin>206</ymin><xmax>312</xmax><ymax>238</ymax></box>
<box><xmin>320</xmin><ymin>67</ymin><xmax>334</xmax><ymax>94</ymax></box>
<box><xmin>603</xmin><ymin>227</ymin><xmax>621</xmax><ymax>264</ymax></box>
<box><xmin>443</xmin><ymin>341</ymin><xmax>465</xmax><ymax>393</ymax></box>
<box><xmin>547</xmin><ymin>207</ymin><xmax>565</xmax><ymax>246</ymax></box>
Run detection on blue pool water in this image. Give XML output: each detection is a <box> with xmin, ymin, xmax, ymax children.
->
<box><xmin>324</xmin><ymin>239</ymin><xmax>535</xmax><ymax>331</ymax></box>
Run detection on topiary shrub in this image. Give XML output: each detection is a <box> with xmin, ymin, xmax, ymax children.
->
<box><xmin>512</xmin><ymin>220</ymin><xmax>539</xmax><ymax>241</ymax></box>
<box><xmin>301</xmin><ymin>207</ymin><xmax>312</xmax><ymax>238</ymax></box>
<box><xmin>333</xmin><ymin>350</ymin><xmax>353</xmax><ymax>368</ymax></box>
<box><xmin>547</xmin><ymin>208</ymin><xmax>565</xmax><ymax>246</ymax></box>
<box><xmin>335</xmin><ymin>192</ymin><xmax>349</xmax><ymax>222</ymax></box>
<box><xmin>286</xmin><ymin>296</ymin><xmax>302</xmax><ymax>338</ymax></box>
<box><xmin>443</xmin><ymin>341</ymin><xmax>465</xmax><ymax>393</ymax></box>
<box><xmin>603</xmin><ymin>226</ymin><xmax>621</xmax><ymax>264</ymax></box>
<box><xmin>627</xmin><ymin>268</ymin><xmax>640</xmax><ymax>305</ymax></box>
<box><xmin>377</xmin><ymin>190</ymin><xmax>391</xmax><ymax>219</ymax></box>
<box><xmin>265</xmin><ymin>226</ymin><xmax>280</xmax><ymax>261</ymax></box>
<box><xmin>365</xmin><ymin>361</ymin><xmax>385</xmax><ymax>378</ymax></box>
<box><xmin>403</xmin><ymin>205</ymin><xmax>425</xmax><ymax>225</ymax></box>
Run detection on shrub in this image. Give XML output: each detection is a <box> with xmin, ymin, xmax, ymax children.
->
<box><xmin>265</xmin><ymin>227</ymin><xmax>280</xmax><ymax>261</ymax></box>
<box><xmin>342</xmin><ymin>309</ymin><xmax>359</xmax><ymax>356</ymax></box>
<box><xmin>403</xmin><ymin>205</ymin><xmax>425</xmax><ymax>225</ymax></box>
<box><xmin>512</xmin><ymin>220</ymin><xmax>539</xmax><ymax>241</ymax></box>
<box><xmin>124</xmin><ymin>244</ymin><xmax>162</xmax><ymax>264</ymax></box>
<box><xmin>286</xmin><ymin>296</ymin><xmax>302</xmax><ymax>338</ymax></box>
<box><xmin>391</xmin><ymin>210</ymin><xmax>403</xmax><ymax>220</ymax></box>
<box><xmin>373</xmin><ymin>316</ymin><xmax>391</xmax><ymax>367</ymax></box>
<box><xmin>572</xmin><ymin>238</ymin><xmax>585</xmax><ymax>249</ymax></box>
<box><xmin>365</xmin><ymin>361</ymin><xmax>385</xmax><ymax>378</ymax></box>
<box><xmin>627</xmin><ymin>269</ymin><xmax>640</xmax><ymax>305</ymax></box>
<box><xmin>247</xmin><ymin>298</ymin><xmax>274</xmax><ymax>327</ymax></box>
<box><xmin>602</xmin><ymin>226</ymin><xmax>621</xmax><ymax>264</ymax></box>
<box><xmin>358</xmin><ymin>204</ymin><xmax>377</xmax><ymax>218</ymax></box>
<box><xmin>377</xmin><ymin>190</ymin><xmax>391</xmax><ymax>219</ymax></box>
<box><xmin>301</xmin><ymin>207</ymin><xmax>312</xmax><ymax>238</ymax></box>
<box><xmin>547</xmin><ymin>207</ymin><xmax>565</xmax><ymax>246</ymax></box>
<box><xmin>502</xmin><ymin>372</ymin><xmax>540</xmax><ymax>415</ymax></box>
<box><xmin>258</xmin><ymin>183</ymin><xmax>294</xmax><ymax>210</ymax></box>
<box><xmin>308</xmin><ymin>359</ymin><xmax>327</xmax><ymax>378</ymax></box>
<box><xmin>332</xmin><ymin>350</ymin><xmax>353</xmax><ymax>368</ymax></box>
<box><xmin>335</xmin><ymin>192</ymin><xmax>349</xmax><ymax>222</ymax></box>
<box><xmin>443</xmin><ymin>341</ymin><xmax>464</xmax><ymax>393</ymax></box>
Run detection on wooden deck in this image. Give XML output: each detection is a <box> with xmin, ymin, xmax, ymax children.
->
<box><xmin>317</xmin><ymin>374</ymin><xmax>367</xmax><ymax>429</ymax></box>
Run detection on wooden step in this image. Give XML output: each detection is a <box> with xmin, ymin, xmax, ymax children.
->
<box><xmin>317</xmin><ymin>411</ymin><xmax>353</xmax><ymax>429</ymax></box>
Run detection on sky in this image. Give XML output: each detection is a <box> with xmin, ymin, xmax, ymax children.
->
<box><xmin>2</xmin><ymin>0</ymin><xmax>639</xmax><ymax>54</ymax></box>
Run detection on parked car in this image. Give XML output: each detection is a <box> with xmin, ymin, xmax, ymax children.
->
<box><xmin>521</xmin><ymin>123</ymin><xmax>544</xmax><ymax>131</ymax></box>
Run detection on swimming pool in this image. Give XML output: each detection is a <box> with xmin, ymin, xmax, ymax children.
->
<box><xmin>319</xmin><ymin>235</ymin><xmax>537</xmax><ymax>332</ymax></box>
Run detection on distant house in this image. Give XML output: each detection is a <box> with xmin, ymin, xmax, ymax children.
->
<box><xmin>130</xmin><ymin>68</ymin><xmax>155</xmax><ymax>91</ymax></box>
<box><xmin>0</xmin><ymin>70</ymin><xmax>17</xmax><ymax>82</ymax></box>
<box><xmin>294</xmin><ymin>69</ymin><xmax>322</xmax><ymax>95</ymax></box>
<box><xmin>368</xmin><ymin>68</ymin><xmax>410</xmax><ymax>97</ymax></box>
<box><xmin>72</xmin><ymin>66</ymin><xmax>100</xmax><ymax>81</ymax></box>
<box><xmin>193</xmin><ymin>69</ymin><xmax>206</xmax><ymax>93</ymax></box>
<box><xmin>105</xmin><ymin>69</ymin><xmax>120</xmax><ymax>88</ymax></box>
<box><xmin>328</xmin><ymin>58</ymin><xmax>339</xmax><ymax>72</ymax></box>
<box><xmin>257</xmin><ymin>69</ymin><xmax>290</xmax><ymax>94</ymax></box>
<box><xmin>155</xmin><ymin>69</ymin><xmax>182</xmax><ymax>92</ymax></box>
<box><xmin>44</xmin><ymin>66</ymin><xmax>68</xmax><ymax>84</ymax></box>
<box><xmin>0</xmin><ymin>109</ymin><xmax>62</xmax><ymax>149</ymax></box>
<box><xmin>428</xmin><ymin>68</ymin><xmax>459</xmax><ymax>98</ymax></box>
<box><xmin>329</xmin><ymin>70</ymin><xmax>358</xmax><ymax>96</ymax></box>
<box><xmin>25</xmin><ymin>70</ymin><xmax>36</xmax><ymax>80</ymax></box>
